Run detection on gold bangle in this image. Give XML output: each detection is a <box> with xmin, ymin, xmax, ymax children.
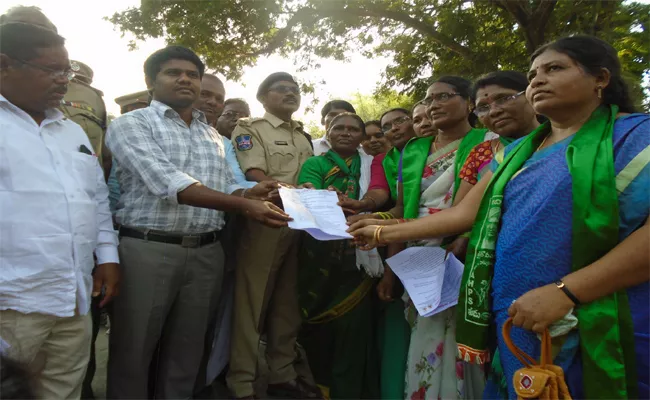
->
<box><xmin>376</xmin><ymin>212</ymin><xmax>395</xmax><ymax>220</ymax></box>
<box><xmin>376</xmin><ymin>225</ymin><xmax>386</xmax><ymax>244</ymax></box>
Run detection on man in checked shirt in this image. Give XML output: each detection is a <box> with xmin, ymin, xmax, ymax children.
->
<box><xmin>105</xmin><ymin>46</ymin><xmax>290</xmax><ymax>399</ymax></box>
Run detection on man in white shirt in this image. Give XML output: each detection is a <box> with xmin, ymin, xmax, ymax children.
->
<box><xmin>0</xmin><ymin>23</ymin><xmax>120</xmax><ymax>399</ymax></box>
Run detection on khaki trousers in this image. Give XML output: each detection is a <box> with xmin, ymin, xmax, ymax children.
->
<box><xmin>226</xmin><ymin>220</ymin><xmax>302</xmax><ymax>397</ymax></box>
<box><xmin>0</xmin><ymin>309</ymin><xmax>91</xmax><ymax>399</ymax></box>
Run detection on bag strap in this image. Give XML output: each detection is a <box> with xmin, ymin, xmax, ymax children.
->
<box><xmin>502</xmin><ymin>317</ymin><xmax>552</xmax><ymax>367</ymax></box>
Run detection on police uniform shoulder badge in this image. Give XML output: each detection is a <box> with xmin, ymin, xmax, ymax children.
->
<box><xmin>235</xmin><ymin>134</ymin><xmax>253</xmax><ymax>151</ymax></box>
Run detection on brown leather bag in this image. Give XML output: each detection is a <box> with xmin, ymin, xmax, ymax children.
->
<box><xmin>502</xmin><ymin>317</ymin><xmax>573</xmax><ymax>399</ymax></box>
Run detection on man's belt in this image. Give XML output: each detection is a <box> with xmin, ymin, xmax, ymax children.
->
<box><xmin>118</xmin><ymin>226</ymin><xmax>221</xmax><ymax>248</ymax></box>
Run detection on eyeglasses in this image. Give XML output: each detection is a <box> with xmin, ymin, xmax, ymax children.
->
<box><xmin>15</xmin><ymin>59</ymin><xmax>75</xmax><ymax>81</ymax></box>
<box><xmin>473</xmin><ymin>91</ymin><xmax>526</xmax><ymax>117</ymax></box>
<box><xmin>381</xmin><ymin>116</ymin><xmax>411</xmax><ymax>134</ymax></box>
<box><xmin>421</xmin><ymin>92</ymin><xmax>461</xmax><ymax>106</ymax></box>
<box><xmin>268</xmin><ymin>85</ymin><xmax>300</xmax><ymax>95</ymax></box>
<box><xmin>220</xmin><ymin>111</ymin><xmax>246</xmax><ymax>120</ymax></box>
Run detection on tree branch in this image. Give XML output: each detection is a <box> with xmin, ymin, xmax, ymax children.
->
<box><xmin>342</xmin><ymin>4</ymin><xmax>472</xmax><ymax>57</ymax></box>
<box><xmin>246</xmin><ymin>3</ymin><xmax>472</xmax><ymax>59</ymax></box>
<box><xmin>533</xmin><ymin>0</ymin><xmax>558</xmax><ymax>30</ymax></box>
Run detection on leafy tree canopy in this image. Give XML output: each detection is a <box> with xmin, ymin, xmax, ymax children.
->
<box><xmin>108</xmin><ymin>0</ymin><xmax>650</xmax><ymax>109</ymax></box>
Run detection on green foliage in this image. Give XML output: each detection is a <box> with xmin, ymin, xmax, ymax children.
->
<box><xmin>348</xmin><ymin>90</ymin><xmax>417</xmax><ymax>122</ymax></box>
<box><xmin>108</xmin><ymin>0</ymin><xmax>650</xmax><ymax>110</ymax></box>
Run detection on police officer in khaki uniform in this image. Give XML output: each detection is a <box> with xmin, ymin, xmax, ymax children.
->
<box><xmin>227</xmin><ymin>72</ymin><xmax>318</xmax><ymax>399</ymax></box>
<box><xmin>115</xmin><ymin>90</ymin><xmax>150</xmax><ymax>115</ymax></box>
<box><xmin>61</xmin><ymin>60</ymin><xmax>107</xmax><ymax>167</ymax></box>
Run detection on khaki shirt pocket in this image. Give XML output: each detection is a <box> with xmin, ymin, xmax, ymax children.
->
<box><xmin>267</xmin><ymin>144</ymin><xmax>299</xmax><ymax>175</ymax></box>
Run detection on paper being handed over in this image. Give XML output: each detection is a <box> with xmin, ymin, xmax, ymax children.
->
<box><xmin>279</xmin><ymin>187</ymin><xmax>353</xmax><ymax>241</ymax></box>
<box><xmin>386</xmin><ymin>246</ymin><xmax>464</xmax><ymax>317</ymax></box>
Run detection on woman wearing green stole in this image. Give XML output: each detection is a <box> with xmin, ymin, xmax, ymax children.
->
<box><xmin>296</xmin><ymin>113</ymin><xmax>380</xmax><ymax>399</ymax></box>
<box><xmin>349</xmin><ymin>36</ymin><xmax>649</xmax><ymax>399</ymax></box>
<box><xmin>453</xmin><ymin>71</ymin><xmax>540</xmax><ymax>206</ymax></box>
<box><xmin>376</xmin><ymin>77</ymin><xmax>495</xmax><ymax>400</ymax></box>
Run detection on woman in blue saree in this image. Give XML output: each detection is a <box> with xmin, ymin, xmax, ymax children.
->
<box><xmin>349</xmin><ymin>35</ymin><xmax>649</xmax><ymax>399</ymax></box>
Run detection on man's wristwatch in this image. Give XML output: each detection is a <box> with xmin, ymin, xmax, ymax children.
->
<box><xmin>555</xmin><ymin>280</ymin><xmax>581</xmax><ymax>306</ymax></box>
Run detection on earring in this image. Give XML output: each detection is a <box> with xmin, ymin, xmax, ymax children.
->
<box><xmin>597</xmin><ymin>86</ymin><xmax>603</xmax><ymax>99</ymax></box>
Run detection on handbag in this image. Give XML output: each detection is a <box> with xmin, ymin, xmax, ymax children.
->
<box><xmin>502</xmin><ymin>317</ymin><xmax>573</xmax><ymax>399</ymax></box>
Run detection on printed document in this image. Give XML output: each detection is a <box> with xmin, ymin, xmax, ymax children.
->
<box><xmin>279</xmin><ymin>188</ymin><xmax>352</xmax><ymax>241</ymax></box>
<box><xmin>386</xmin><ymin>246</ymin><xmax>464</xmax><ymax>317</ymax></box>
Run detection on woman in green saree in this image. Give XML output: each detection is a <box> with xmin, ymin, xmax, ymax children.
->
<box><xmin>296</xmin><ymin>113</ymin><xmax>380</xmax><ymax>399</ymax></box>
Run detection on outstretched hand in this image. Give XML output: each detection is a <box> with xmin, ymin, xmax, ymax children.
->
<box><xmin>243</xmin><ymin>200</ymin><xmax>293</xmax><ymax>228</ymax></box>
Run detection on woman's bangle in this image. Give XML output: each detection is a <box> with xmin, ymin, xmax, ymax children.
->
<box><xmin>374</xmin><ymin>225</ymin><xmax>386</xmax><ymax>244</ymax></box>
<box><xmin>240</xmin><ymin>189</ymin><xmax>248</xmax><ymax>198</ymax></box>
<box><xmin>375</xmin><ymin>211</ymin><xmax>395</xmax><ymax>220</ymax></box>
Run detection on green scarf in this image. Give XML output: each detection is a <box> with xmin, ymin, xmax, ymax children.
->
<box><xmin>324</xmin><ymin>150</ymin><xmax>361</xmax><ymax>199</ymax></box>
<box><xmin>456</xmin><ymin>105</ymin><xmax>637</xmax><ymax>398</ymax></box>
<box><xmin>383</xmin><ymin>146</ymin><xmax>402</xmax><ymax>201</ymax></box>
<box><xmin>398</xmin><ymin>129</ymin><xmax>487</xmax><ymax>219</ymax></box>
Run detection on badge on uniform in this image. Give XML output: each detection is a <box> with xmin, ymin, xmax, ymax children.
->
<box><xmin>235</xmin><ymin>134</ymin><xmax>253</xmax><ymax>151</ymax></box>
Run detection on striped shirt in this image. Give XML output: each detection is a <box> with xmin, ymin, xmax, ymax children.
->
<box><xmin>105</xmin><ymin>100</ymin><xmax>242</xmax><ymax>233</ymax></box>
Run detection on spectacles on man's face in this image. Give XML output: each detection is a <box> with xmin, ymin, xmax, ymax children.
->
<box><xmin>381</xmin><ymin>115</ymin><xmax>411</xmax><ymax>134</ymax></box>
<box><xmin>15</xmin><ymin>59</ymin><xmax>75</xmax><ymax>81</ymax></box>
<box><xmin>220</xmin><ymin>111</ymin><xmax>246</xmax><ymax>120</ymax></box>
<box><xmin>421</xmin><ymin>92</ymin><xmax>461</xmax><ymax>106</ymax></box>
<box><xmin>268</xmin><ymin>85</ymin><xmax>300</xmax><ymax>95</ymax></box>
<box><xmin>473</xmin><ymin>91</ymin><xmax>526</xmax><ymax>117</ymax></box>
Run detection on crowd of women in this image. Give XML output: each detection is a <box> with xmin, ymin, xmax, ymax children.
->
<box><xmin>294</xmin><ymin>34</ymin><xmax>649</xmax><ymax>400</ymax></box>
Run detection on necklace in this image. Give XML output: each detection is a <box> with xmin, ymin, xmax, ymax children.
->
<box><xmin>536</xmin><ymin>133</ymin><xmax>555</xmax><ymax>151</ymax></box>
<box><xmin>432</xmin><ymin>135</ymin><xmax>440</xmax><ymax>153</ymax></box>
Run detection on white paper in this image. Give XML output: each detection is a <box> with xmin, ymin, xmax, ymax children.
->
<box><xmin>386</xmin><ymin>247</ymin><xmax>464</xmax><ymax>317</ymax></box>
<box><xmin>279</xmin><ymin>187</ymin><xmax>352</xmax><ymax>241</ymax></box>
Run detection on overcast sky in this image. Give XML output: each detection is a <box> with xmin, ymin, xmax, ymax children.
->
<box><xmin>3</xmin><ymin>0</ymin><xmax>392</xmax><ymax>127</ymax></box>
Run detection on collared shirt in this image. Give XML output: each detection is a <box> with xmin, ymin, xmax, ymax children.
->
<box><xmin>232</xmin><ymin>112</ymin><xmax>313</xmax><ymax>184</ymax></box>
<box><xmin>222</xmin><ymin>137</ymin><xmax>257</xmax><ymax>189</ymax></box>
<box><xmin>0</xmin><ymin>95</ymin><xmax>118</xmax><ymax>318</ymax></box>
<box><xmin>312</xmin><ymin>136</ymin><xmax>331</xmax><ymax>156</ymax></box>
<box><xmin>106</xmin><ymin>100</ymin><xmax>242</xmax><ymax>233</ymax></box>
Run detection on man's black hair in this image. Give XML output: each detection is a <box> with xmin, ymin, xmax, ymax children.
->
<box><xmin>223</xmin><ymin>98</ymin><xmax>251</xmax><ymax>115</ymax></box>
<box><xmin>321</xmin><ymin>100</ymin><xmax>356</xmax><ymax>119</ymax></box>
<box><xmin>144</xmin><ymin>46</ymin><xmax>205</xmax><ymax>81</ymax></box>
